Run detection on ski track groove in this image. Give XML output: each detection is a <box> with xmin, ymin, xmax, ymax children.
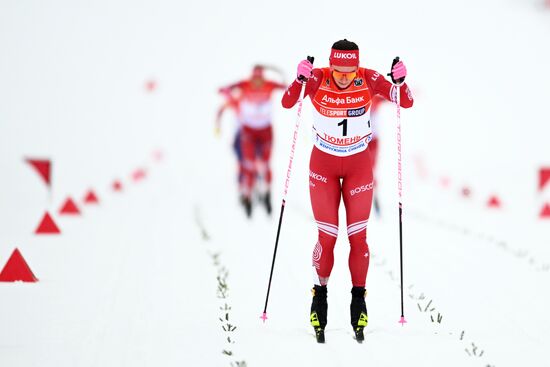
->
<box><xmin>408</xmin><ymin>209</ymin><xmax>550</xmax><ymax>274</ymax></box>
<box><xmin>372</xmin><ymin>253</ymin><xmax>494</xmax><ymax>366</ymax></box>
<box><xmin>194</xmin><ymin>205</ymin><xmax>247</xmax><ymax>367</ymax></box>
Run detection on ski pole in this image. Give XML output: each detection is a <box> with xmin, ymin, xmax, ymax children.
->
<box><xmin>389</xmin><ymin>56</ymin><xmax>407</xmax><ymax>326</ymax></box>
<box><xmin>261</xmin><ymin>56</ymin><xmax>314</xmax><ymax>323</ymax></box>
<box><xmin>396</xmin><ymin>85</ymin><xmax>407</xmax><ymax>325</ymax></box>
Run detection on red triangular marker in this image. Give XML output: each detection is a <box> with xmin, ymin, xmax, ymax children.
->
<box><xmin>132</xmin><ymin>168</ymin><xmax>147</xmax><ymax>182</ymax></box>
<box><xmin>112</xmin><ymin>180</ymin><xmax>123</xmax><ymax>192</ymax></box>
<box><xmin>539</xmin><ymin>168</ymin><xmax>550</xmax><ymax>192</ymax></box>
<box><xmin>145</xmin><ymin>79</ymin><xmax>157</xmax><ymax>92</ymax></box>
<box><xmin>487</xmin><ymin>195</ymin><xmax>501</xmax><ymax>208</ymax></box>
<box><xmin>540</xmin><ymin>203</ymin><xmax>550</xmax><ymax>219</ymax></box>
<box><xmin>59</xmin><ymin>197</ymin><xmax>80</xmax><ymax>215</ymax></box>
<box><xmin>152</xmin><ymin>149</ymin><xmax>163</xmax><ymax>162</ymax></box>
<box><xmin>25</xmin><ymin>158</ymin><xmax>51</xmax><ymax>187</ymax></box>
<box><xmin>83</xmin><ymin>190</ymin><xmax>99</xmax><ymax>204</ymax></box>
<box><xmin>0</xmin><ymin>248</ymin><xmax>38</xmax><ymax>282</ymax></box>
<box><xmin>35</xmin><ymin>212</ymin><xmax>61</xmax><ymax>234</ymax></box>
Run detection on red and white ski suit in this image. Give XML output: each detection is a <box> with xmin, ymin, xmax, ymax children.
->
<box><xmin>282</xmin><ymin>67</ymin><xmax>413</xmax><ymax>287</ymax></box>
<box><xmin>220</xmin><ymin>79</ymin><xmax>286</xmax><ymax>197</ymax></box>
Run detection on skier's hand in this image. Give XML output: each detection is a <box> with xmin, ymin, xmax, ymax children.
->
<box><xmin>219</xmin><ymin>87</ymin><xmax>231</xmax><ymax>98</ymax></box>
<box><xmin>389</xmin><ymin>57</ymin><xmax>407</xmax><ymax>84</ymax></box>
<box><xmin>214</xmin><ymin>126</ymin><xmax>221</xmax><ymax>137</ymax></box>
<box><xmin>296</xmin><ymin>59</ymin><xmax>313</xmax><ymax>83</ymax></box>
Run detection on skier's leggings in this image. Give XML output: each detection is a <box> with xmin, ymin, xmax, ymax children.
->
<box><xmin>240</xmin><ymin>125</ymin><xmax>272</xmax><ymax>197</ymax></box>
<box><xmin>309</xmin><ymin>146</ymin><xmax>373</xmax><ymax>287</ymax></box>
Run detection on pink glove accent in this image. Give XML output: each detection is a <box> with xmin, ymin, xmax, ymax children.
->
<box><xmin>219</xmin><ymin>87</ymin><xmax>231</xmax><ymax>97</ymax></box>
<box><xmin>297</xmin><ymin>59</ymin><xmax>313</xmax><ymax>81</ymax></box>
<box><xmin>392</xmin><ymin>61</ymin><xmax>407</xmax><ymax>81</ymax></box>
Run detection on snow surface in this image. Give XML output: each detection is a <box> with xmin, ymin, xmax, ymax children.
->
<box><xmin>1</xmin><ymin>0</ymin><xmax>549</xmax><ymax>366</ymax></box>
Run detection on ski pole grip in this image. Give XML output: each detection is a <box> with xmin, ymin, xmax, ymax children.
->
<box><xmin>387</xmin><ymin>56</ymin><xmax>400</xmax><ymax>77</ymax></box>
<box><xmin>387</xmin><ymin>56</ymin><xmax>403</xmax><ymax>84</ymax></box>
<box><xmin>297</xmin><ymin>56</ymin><xmax>315</xmax><ymax>82</ymax></box>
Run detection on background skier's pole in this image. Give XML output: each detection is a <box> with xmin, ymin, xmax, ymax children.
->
<box><xmin>261</xmin><ymin>56</ymin><xmax>314</xmax><ymax>322</ymax></box>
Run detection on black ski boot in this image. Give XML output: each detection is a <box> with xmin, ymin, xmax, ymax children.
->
<box><xmin>240</xmin><ymin>195</ymin><xmax>252</xmax><ymax>218</ymax></box>
<box><xmin>263</xmin><ymin>191</ymin><xmax>272</xmax><ymax>215</ymax></box>
<box><xmin>310</xmin><ymin>285</ymin><xmax>327</xmax><ymax>343</ymax></box>
<box><xmin>350</xmin><ymin>287</ymin><xmax>368</xmax><ymax>343</ymax></box>
<box><xmin>373</xmin><ymin>194</ymin><xmax>381</xmax><ymax>217</ymax></box>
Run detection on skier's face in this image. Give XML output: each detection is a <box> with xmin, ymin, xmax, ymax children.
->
<box><xmin>331</xmin><ymin>65</ymin><xmax>357</xmax><ymax>89</ymax></box>
<box><xmin>251</xmin><ymin>66</ymin><xmax>265</xmax><ymax>88</ymax></box>
<box><xmin>251</xmin><ymin>75</ymin><xmax>265</xmax><ymax>88</ymax></box>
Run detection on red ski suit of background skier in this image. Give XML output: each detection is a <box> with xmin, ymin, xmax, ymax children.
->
<box><xmin>219</xmin><ymin>68</ymin><xmax>286</xmax><ymax>202</ymax></box>
<box><xmin>282</xmin><ymin>64</ymin><xmax>413</xmax><ymax>287</ymax></box>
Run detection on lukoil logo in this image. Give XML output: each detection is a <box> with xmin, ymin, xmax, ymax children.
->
<box><xmin>350</xmin><ymin>182</ymin><xmax>374</xmax><ymax>196</ymax></box>
<box><xmin>310</xmin><ymin>171</ymin><xmax>328</xmax><ymax>183</ymax></box>
<box><xmin>333</xmin><ymin>52</ymin><xmax>357</xmax><ymax>59</ymax></box>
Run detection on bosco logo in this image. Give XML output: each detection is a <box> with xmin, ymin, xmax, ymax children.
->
<box><xmin>350</xmin><ymin>183</ymin><xmax>374</xmax><ymax>196</ymax></box>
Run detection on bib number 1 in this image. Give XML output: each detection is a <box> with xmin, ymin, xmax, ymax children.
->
<box><xmin>338</xmin><ymin>119</ymin><xmax>348</xmax><ymax>136</ymax></box>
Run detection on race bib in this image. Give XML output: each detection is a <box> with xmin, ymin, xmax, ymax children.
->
<box><xmin>312</xmin><ymin>107</ymin><xmax>372</xmax><ymax>156</ymax></box>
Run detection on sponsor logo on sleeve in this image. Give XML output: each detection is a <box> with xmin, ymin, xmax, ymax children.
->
<box><xmin>406</xmin><ymin>86</ymin><xmax>413</xmax><ymax>100</ymax></box>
